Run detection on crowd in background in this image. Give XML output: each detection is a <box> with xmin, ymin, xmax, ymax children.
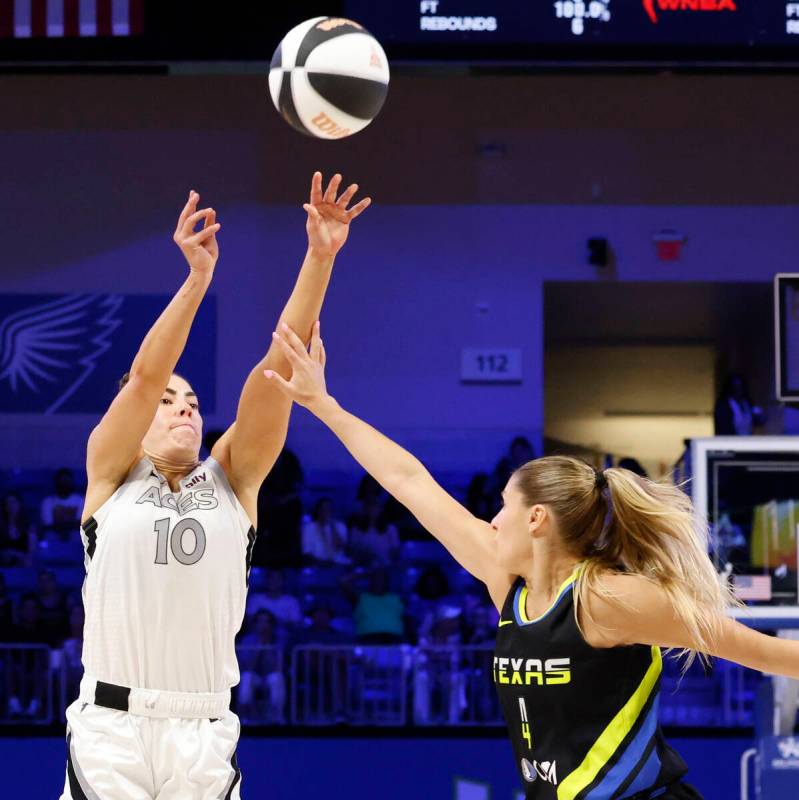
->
<box><xmin>0</xmin><ymin>436</ymin><xmax>545</xmax><ymax>718</ymax></box>
<box><xmin>0</xmin><ymin>381</ymin><xmax>765</xmax><ymax>721</ymax></box>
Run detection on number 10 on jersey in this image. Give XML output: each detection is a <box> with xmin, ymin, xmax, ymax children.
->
<box><xmin>154</xmin><ymin>518</ymin><xmax>207</xmax><ymax>566</ymax></box>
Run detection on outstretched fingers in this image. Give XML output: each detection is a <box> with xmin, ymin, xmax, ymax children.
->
<box><xmin>323</xmin><ymin>173</ymin><xmax>342</xmax><ymax>204</ymax></box>
<box><xmin>345</xmin><ymin>196</ymin><xmax>372</xmax><ymax>221</ymax></box>
<box><xmin>309</xmin><ymin>171</ymin><xmax>324</xmax><ymax>206</ymax></box>
<box><xmin>279</xmin><ymin>321</ymin><xmax>311</xmax><ymax>358</ymax></box>
<box><xmin>263</xmin><ymin>368</ymin><xmax>294</xmax><ymax>396</ymax></box>
<box><xmin>184</xmin><ymin>222</ymin><xmax>221</xmax><ymax>246</ymax></box>
<box><xmin>175</xmin><ymin>191</ymin><xmax>199</xmax><ymax>235</ymax></box>
<box><xmin>336</xmin><ymin>183</ymin><xmax>359</xmax><ymax>208</ymax></box>
<box><xmin>271</xmin><ymin>331</ymin><xmax>303</xmax><ymax>369</ymax></box>
<box><xmin>180</xmin><ymin>207</ymin><xmax>214</xmax><ymax>240</ymax></box>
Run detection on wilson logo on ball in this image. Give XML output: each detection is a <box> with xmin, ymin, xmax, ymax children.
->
<box><xmin>316</xmin><ymin>18</ymin><xmax>364</xmax><ymax>32</ymax></box>
<box><xmin>269</xmin><ymin>16</ymin><xmax>390</xmax><ymax>140</ymax></box>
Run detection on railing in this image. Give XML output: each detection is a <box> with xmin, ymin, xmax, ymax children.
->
<box><xmin>236</xmin><ymin>645</ymin><xmax>286</xmax><ymax>724</ymax></box>
<box><xmin>0</xmin><ymin>643</ymin><xmax>766</xmax><ymax>729</ymax></box>
<box><xmin>291</xmin><ymin>645</ymin><xmax>411</xmax><ymax>726</ymax></box>
<box><xmin>413</xmin><ymin>645</ymin><xmax>502</xmax><ymax>726</ymax></box>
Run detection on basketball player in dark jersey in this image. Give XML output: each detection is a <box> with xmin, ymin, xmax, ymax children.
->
<box><xmin>265</xmin><ymin>322</ymin><xmax>799</xmax><ymax>800</ymax></box>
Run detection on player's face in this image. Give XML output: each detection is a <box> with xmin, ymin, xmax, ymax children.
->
<box><xmin>491</xmin><ymin>481</ymin><xmax>541</xmax><ymax>571</ymax></box>
<box><xmin>142</xmin><ymin>374</ymin><xmax>203</xmax><ymax>460</ymax></box>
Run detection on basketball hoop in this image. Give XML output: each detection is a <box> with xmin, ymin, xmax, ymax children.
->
<box><xmin>652</xmin><ymin>230</ymin><xmax>685</xmax><ymax>262</ymax></box>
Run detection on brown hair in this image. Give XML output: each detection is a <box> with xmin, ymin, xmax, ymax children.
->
<box><xmin>512</xmin><ymin>456</ymin><xmax>737</xmax><ymax>667</ymax></box>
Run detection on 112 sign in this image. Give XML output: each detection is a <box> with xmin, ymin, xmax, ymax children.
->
<box><xmin>461</xmin><ymin>348</ymin><xmax>523</xmax><ymax>384</ymax></box>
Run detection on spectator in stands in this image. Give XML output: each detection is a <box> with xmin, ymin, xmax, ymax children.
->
<box><xmin>414</xmin><ymin>603</ymin><xmax>466</xmax><ymax>723</ymax></box>
<box><xmin>419</xmin><ymin>604</ymin><xmax>463</xmax><ymax>647</ymax></box>
<box><xmin>714</xmin><ymin>372</ymin><xmax>765</xmax><ymax>436</ymax></box>
<box><xmin>0</xmin><ymin>573</ymin><xmax>12</xmax><ymax>640</ymax></box>
<box><xmin>246</xmin><ymin>569</ymin><xmax>303</xmax><ymax>630</ymax></box>
<box><xmin>617</xmin><ymin>458</ymin><xmax>648</xmax><ymax>478</ymax></box>
<box><xmin>237</xmin><ymin>609</ymin><xmax>286</xmax><ymax>723</ymax></box>
<box><xmin>383</xmin><ymin>493</ymin><xmax>424</xmax><ymax>541</ymax></box>
<box><xmin>253</xmin><ymin>448</ymin><xmax>304</xmax><ymax>568</ymax></box>
<box><xmin>489</xmin><ymin>436</ymin><xmax>535</xmax><ymax>513</ymax></box>
<box><xmin>291</xmin><ymin>604</ymin><xmax>350</xmax><ymax>723</ymax></box>
<box><xmin>406</xmin><ymin>565</ymin><xmax>451</xmax><ymax>639</ymax></box>
<box><xmin>40</xmin><ymin>468</ymin><xmax>84</xmax><ymax>540</ymax></box>
<box><xmin>301</xmin><ymin>497</ymin><xmax>350</xmax><ymax>564</ymax></box>
<box><xmin>342</xmin><ymin>567</ymin><xmax>405</xmax><ymax>644</ymax></box>
<box><xmin>7</xmin><ymin>593</ymin><xmax>48</xmax><ymax>718</ymax></box>
<box><xmin>293</xmin><ymin>604</ymin><xmax>351</xmax><ymax>646</ymax></box>
<box><xmin>36</xmin><ymin>568</ymin><xmax>69</xmax><ymax>647</ymax></box>
<box><xmin>465</xmin><ymin>473</ymin><xmax>494</xmax><ymax>522</ymax></box>
<box><xmin>0</xmin><ymin>491</ymin><xmax>37</xmax><ymax>567</ymax></box>
<box><xmin>355</xmin><ymin>473</ymin><xmax>382</xmax><ymax>507</ymax></box>
<box><xmin>464</xmin><ymin>604</ymin><xmax>496</xmax><ymax>645</ymax></box>
<box><xmin>349</xmin><ymin>497</ymin><xmax>400</xmax><ymax>566</ymax></box>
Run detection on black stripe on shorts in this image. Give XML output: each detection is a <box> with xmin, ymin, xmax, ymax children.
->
<box><xmin>66</xmin><ymin>732</ymin><xmax>89</xmax><ymax>800</ymax></box>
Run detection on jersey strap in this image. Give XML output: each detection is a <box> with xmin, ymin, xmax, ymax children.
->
<box><xmin>512</xmin><ymin>564</ymin><xmax>583</xmax><ymax>627</ymax></box>
<box><xmin>556</xmin><ymin>645</ymin><xmax>663</xmax><ymax>800</ymax></box>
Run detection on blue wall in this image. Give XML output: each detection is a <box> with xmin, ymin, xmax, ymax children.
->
<box><xmin>6</xmin><ymin>735</ymin><xmax>750</xmax><ymax>799</ymax></box>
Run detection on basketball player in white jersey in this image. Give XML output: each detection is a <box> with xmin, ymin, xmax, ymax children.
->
<box><xmin>60</xmin><ymin>172</ymin><xmax>370</xmax><ymax>800</ymax></box>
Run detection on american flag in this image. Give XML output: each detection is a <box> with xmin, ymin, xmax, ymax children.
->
<box><xmin>733</xmin><ymin>574</ymin><xmax>773</xmax><ymax>602</ymax></box>
<box><xmin>0</xmin><ymin>0</ymin><xmax>143</xmax><ymax>38</ymax></box>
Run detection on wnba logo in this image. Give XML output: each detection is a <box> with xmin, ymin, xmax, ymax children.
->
<box><xmin>643</xmin><ymin>0</ymin><xmax>737</xmax><ymax>24</ymax></box>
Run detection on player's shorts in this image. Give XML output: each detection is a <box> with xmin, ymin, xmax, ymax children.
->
<box><xmin>59</xmin><ymin>675</ymin><xmax>241</xmax><ymax>799</ymax></box>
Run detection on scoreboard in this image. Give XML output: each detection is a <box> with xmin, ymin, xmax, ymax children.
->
<box><xmin>344</xmin><ymin>1</ymin><xmax>799</xmax><ymax>62</ymax></box>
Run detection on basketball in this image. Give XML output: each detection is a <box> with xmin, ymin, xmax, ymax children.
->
<box><xmin>269</xmin><ymin>17</ymin><xmax>390</xmax><ymax>140</ymax></box>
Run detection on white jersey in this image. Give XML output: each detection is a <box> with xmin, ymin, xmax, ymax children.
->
<box><xmin>80</xmin><ymin>457</ymin><xmax>255</xmax><ymax>693</ymax></box>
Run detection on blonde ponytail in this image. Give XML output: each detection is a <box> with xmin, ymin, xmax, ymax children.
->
<box><xmin>512</xmin><ymin>456</ymin><xmax>738</xmax><ymax>667</ymax></box>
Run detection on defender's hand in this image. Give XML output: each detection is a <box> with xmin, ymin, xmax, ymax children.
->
<box><xmin>264</xmin><ymin>321</ymin><xmax>329</xmax><ymax>411</ymax></box>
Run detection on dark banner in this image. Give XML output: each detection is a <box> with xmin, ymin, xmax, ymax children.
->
<box><xmin>0</xmin><ymin>293</ymin><xmax>216</xmax><ymax>414</ymax></box>
<box><xmin>344</xmin><ymin>1</ymin><xmax>799</xmax><ymax>49</ymax></box>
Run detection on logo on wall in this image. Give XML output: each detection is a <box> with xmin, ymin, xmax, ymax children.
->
<box><xmin>777</xmin><ymin>737</ymin><xmax>799</xmax><ymax>760</ymax></box>
<box><xmin>0</xmin><ymin>294</ymin><xmax>123</xmax><ymax>413</ymax></box>
<box><xmin>642</xmin><ymin>0</ymin><xmax>737</xmax><ymax>24</ymax></box>
<box><xmin>0</xmin><ymin>293</ymin><xmax>217</xmax><ymax>415</ymax></box>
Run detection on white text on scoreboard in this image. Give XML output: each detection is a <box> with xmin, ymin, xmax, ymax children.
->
<box><xmin>788</xmin><ymin>3</ymin><xmax>799</xmax><ymax>35</ymax></box>
<box><xmin>554</xmin><ymin>1</ymin><xmax>612</xmax><ymax>37</ymax></box>
<box><xmin>419</xmin><ymin>2</ymin><xmax>498</xmax><ymax>33</ymax></box>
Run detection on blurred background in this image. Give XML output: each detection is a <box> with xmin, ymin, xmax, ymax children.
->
<box><xmin>1</xmin><ymin>2</ymin><xmax>799</xmax><ymax>798</ymax></box>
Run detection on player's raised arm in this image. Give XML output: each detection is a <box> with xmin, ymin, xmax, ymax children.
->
<box><xmin>214</xmin><ymin>172</ymin><xmax>370</xmax><ymax>515</ymax></box>
<box><xmin>264</xmin><ymin>322</ymin><xmax>514</xmax><ymax>610</ymax></box>
<box><xmin>85</xmin><ymin>192</ymin><xmax>219</xmax><ymax>504</ymax></box>
<box><xmin>586</xmin><ymin>573</ymin><xmax>799</xmax><ymax>679</ymax></box>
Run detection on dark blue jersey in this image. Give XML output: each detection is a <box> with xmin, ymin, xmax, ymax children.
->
<box><xmin>494</xmin><ymin>570</ymin><xmax>692</xmax><ymax>799</ymax></box>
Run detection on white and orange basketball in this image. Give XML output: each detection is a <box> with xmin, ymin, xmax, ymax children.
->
<box><xmin>269</xmin><ymin>17</ymin><xmax>390</xmax><ymax>140</ymax></box>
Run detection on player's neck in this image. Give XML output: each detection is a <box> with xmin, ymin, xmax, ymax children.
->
<box><xmin>522</xmin><ymin>543</ymin><xmax>580</xmax><ymax>612</ymax></box>
<box><xmin>143</xmin><ymin>447</ymin><xmax>200</xmax><ymax>491</ymax></box>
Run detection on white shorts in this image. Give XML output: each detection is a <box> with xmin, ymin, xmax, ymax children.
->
<box><xmin>59</xmin><ymin>699</ymin><xmax>242</xmax><ymax>799</ymax></box>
